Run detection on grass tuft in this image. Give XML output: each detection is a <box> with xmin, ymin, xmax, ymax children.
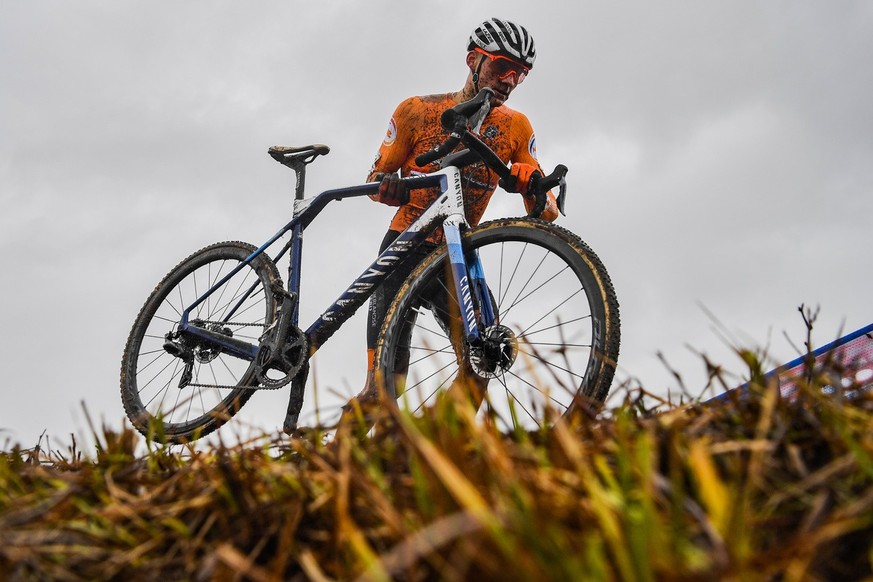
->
<box><xmin>2</xmin><ymin>346</ymin><xmax>872</xmax><ymax>580</ymax></box>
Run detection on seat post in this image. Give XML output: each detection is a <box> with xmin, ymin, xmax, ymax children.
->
<box><xmin>291</xmin><ymin>161</ymin><xmax>307</xmax><ymax>201</ymax></box>
<box><xmin>267</xmin><ymin>144</ymin><xmax>330</xmax><ymax>202</ymax></box>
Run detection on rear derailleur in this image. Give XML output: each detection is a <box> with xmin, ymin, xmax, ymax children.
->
<box><xmin>162</xmin><ymin>319</ymin><xmax>233</xmax><ymax>389</ymax></box>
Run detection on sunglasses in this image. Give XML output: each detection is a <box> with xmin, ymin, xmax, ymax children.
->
<box><xmin>473</xmin><ymin>48</ymin><xmax>530</xmax><ymax>84</ymax></box>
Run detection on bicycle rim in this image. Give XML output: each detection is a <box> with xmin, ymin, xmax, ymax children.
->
<box><xmin>377</xmin><ymin>219</ymin><xmax>619</xmax><ymax>432</ymax></box>
<box><xmin>120</xmin><ymin>242</ymin><xmax>280</xmax><ymax>442</ymax></box>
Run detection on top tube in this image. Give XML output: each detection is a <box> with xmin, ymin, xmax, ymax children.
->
<box><xmin>180</xmin><ymin>172</ymin><xmax>451</xmax><ymax>328</ymax></box>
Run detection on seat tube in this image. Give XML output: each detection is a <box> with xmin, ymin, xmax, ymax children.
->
<box><xmin>443</xmin><ymin>219</ymin><xmax>480</xmax><ymax>342</ymax></box>
<box><xmin>288</xmin><ymin>225</ymin><xmax>303</xmax><ymax>325</ymax></box>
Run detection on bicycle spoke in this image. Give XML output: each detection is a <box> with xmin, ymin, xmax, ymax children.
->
<box><xmin>142</xmin><ymin>358</ymin><xmax>180</xmax><ymax>410</ymax></box>
<box><xmin>517</xmin><ymin>288</ymin><xmax>584</xmax><ymax>339</ymax></box>
<box><xmin>500</xmin><ymin>247</ymin><xmax>550</xmax><ymax>321</ymax></box>
<box><xmin>406</xmin><ymin>343</ymin><xmax>456</xmax><ymax>367</ymax></box>
<box><xmin>516</xmin><ymin>346</ymin><xmax>585</xmax><ymax>389</ymax></box>
<box><xmin>519</xmin><ymin>314</ymin><xmax>592</xmax><ymax>339</ymax></box>
<box><xmin>136</xmin><ymin>349</ymin><xmax>171</xmax><ymax>376</ymax></box>
<box><xmin>404</xmin><ymin>358</ymin><xmax>458</xmax><ymax>396</ymax></box>
<box><xmin>495</xmin><ymin>242</ymin><xmax>527</xmax><ymax>314</ymax></box>
<box><xmin>504</xmin><ymin>365</ymin><xmax>571</xmax><ymax>411</ymax></box>
<box><xmin>502</xmin><ymin>264</ymin><xmax>571</xmax><ymax>321</ymax></box>
<box><xmin>412</xmin><ymin>320</ymin><xmax>450</xmax><ymax>341</ymax></box>
<box><xmin>486</xmin><ymin>371</ymin><xmax>541</xmax><ymax>428</ymax></box>
<box><xmin>518</xmin><ymin>341</ymin><xmax>592</xmax><ymax>349</ymax></box>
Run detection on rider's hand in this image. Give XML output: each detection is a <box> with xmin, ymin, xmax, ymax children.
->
<box><xmin>372</xmin><ymin>173</ymin><xmax>410</xmax><ymax>207</ymax></box>
<box><xmin>500</xmin><ymin>162</ymin><xmax>541</xmax><ymax>195</ymax></box>
<box><xmin>523</xmin><ymin>190</ymin><xmax>559</xmax><ymax>221</ymax></box>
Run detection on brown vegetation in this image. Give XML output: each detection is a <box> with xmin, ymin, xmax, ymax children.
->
<box><xmin>1</xmin><ymin>352</ymin><xmax>871</xmax><ymax>580</ymax></box>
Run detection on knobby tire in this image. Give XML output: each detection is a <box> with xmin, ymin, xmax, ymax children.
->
<box><xmin>120</xmin><ymin>242</ymin><xmax>281</xmax><ymax>443</ymax></box>
<box><xmin>375</xmin><ymin>218</ymin><xmax>620</xmax><ymax>431</ymax></box>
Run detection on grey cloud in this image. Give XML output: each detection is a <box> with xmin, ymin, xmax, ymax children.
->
<box><xmin>1</xmin><ymin>1</ymin><xmax>870</xmax><ymax>446</ymax></box>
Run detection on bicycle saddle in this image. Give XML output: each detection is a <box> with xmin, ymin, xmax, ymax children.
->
<box><xmin>268</xmin><ymin>144</ymin><xmax>330</xmax><ymax>167</ymax></box>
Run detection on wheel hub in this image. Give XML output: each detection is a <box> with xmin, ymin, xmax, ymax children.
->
<box><xmin>470</xmin><ymin>324</ymin><xmax>519</xmax><ymax>379</ymax></box>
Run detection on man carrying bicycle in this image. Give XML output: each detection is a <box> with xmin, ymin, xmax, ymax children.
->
<box><xmin>120</xmin><ymin>17</ymin><xmax>618</xmax><ymax>442</ymax></box>
<box><xmin>362</xmin><ymin>18</ymin><xmax>559</xmax><ymax>395</ymax></box>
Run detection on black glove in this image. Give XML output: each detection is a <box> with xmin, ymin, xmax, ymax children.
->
<box><xmin>373</xmin><ymin>173</ymin><xmax>409</xmax><ymax>206</ymax></box>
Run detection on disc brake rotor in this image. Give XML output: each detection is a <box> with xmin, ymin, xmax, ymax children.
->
<box><xmin>469</xmin><ymin>324</ymin><xmax>519</xmax><ymax>379</ymax></box>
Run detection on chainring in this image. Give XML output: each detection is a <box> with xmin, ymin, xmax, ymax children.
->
<box><xmin>255</xmin><ymin>326</ymin><xmax>308</xmax><ymax>390</ymax></box>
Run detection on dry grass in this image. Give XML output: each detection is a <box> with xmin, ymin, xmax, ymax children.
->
<box><xmin>2</xmin><ymin>352</ymin><xmax>872</xmax><ymax>581</ymax></box>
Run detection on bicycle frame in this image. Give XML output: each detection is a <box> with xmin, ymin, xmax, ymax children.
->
<box><xmin>177</xmin><ymin>165</ymin><xmax>494</xmax><ymax>363</ymax></box>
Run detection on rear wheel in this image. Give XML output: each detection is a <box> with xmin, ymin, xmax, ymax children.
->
<box><xmin>375</xmin><ymin>218</ymin><xmax>620</xmax><ymax>431</ymax></box>
<box><xmin>120</xmin><ymin>242</ymin><xmax>281</xmax><ymax>443</ymax></box>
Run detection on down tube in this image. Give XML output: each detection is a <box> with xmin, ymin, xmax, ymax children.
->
<box><xmin>303</xmin><ymin>227</ymin><xmax>425</xmax><ymax>354</ymax></box>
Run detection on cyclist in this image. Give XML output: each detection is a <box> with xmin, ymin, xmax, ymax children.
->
<box><xmin>360</xmin><ymin>18</ymin><xmax>559</xmax><ymax>400</ymax></box>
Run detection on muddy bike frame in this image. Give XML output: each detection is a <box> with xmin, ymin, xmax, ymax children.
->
<box><xmin>176</xmin><ymin>164</ymin><xmax>495</xmax><ymax>365</ymax></box>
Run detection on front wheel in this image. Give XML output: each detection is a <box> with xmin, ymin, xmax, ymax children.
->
<box><xmin>375</xmin><ymin>218</ymin><xmax>620</xmax><ymax>431</ymax></box>
<box><xmin>120</xmin><ymin>241</ymin><xmax>282</xmax><ymax>443</ymax></box>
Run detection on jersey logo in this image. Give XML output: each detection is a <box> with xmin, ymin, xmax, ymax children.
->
<box><xmin>529</xmin><ymin>134</ymin><xmax>538</xmax><ymax>160</ymax></box>
<box><xmin>383</xmin><ymin>117</ymin><xmax>397</xmax><ymax>146</ymax></box>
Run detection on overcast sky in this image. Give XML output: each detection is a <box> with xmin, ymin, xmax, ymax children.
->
<box><xmin>2</xmin><ymin>1</ymin><xmax>871</xmax><ymax>449</ymax></box>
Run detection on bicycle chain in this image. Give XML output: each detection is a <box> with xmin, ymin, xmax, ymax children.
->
<box><xmin>194</xmin><ymin>319</ymin><xmax>268</xmax><ymax>329</ymax></box>
<box><xmin>185</xmin><ymin>381</ymin><xmax>275</xmax><ymax>391</ymax></box>
<box><xmin>180</xmin><ymin>319</ymin><xmax>256</xmax><ymax>390</ymax></box>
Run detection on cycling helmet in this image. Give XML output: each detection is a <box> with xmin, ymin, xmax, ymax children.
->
<box><xmin>467</xmin><ymin>18</ymin><xmax>536</xmax><ymax>69</ymax></box>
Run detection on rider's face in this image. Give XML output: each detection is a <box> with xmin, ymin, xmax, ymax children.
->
<box><xmin>469</xmin><ymin>51</ymin><xmax>529</xmax><ymax>106</ymax></box>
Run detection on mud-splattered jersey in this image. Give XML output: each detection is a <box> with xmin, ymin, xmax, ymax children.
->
<box><xmin>367</xmin><ymin>93</ymin><xmax>558</xmax><ymax>242</ymax></box>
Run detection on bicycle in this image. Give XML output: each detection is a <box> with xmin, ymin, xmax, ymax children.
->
<box><xmin>120</xmin><ymin>88</ymin><xmax>621</xmax><ymax>443</ymax></box>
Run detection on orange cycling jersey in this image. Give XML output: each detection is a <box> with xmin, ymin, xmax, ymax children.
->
<box><xmin>368</xmin><ymin>93</ymin><xmax>558</xmax><ymax>242</ymax></box>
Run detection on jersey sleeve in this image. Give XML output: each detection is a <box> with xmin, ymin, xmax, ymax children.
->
<box><xmin>367</xmin><ymin>98</ymin><xmax>416</xmax><ymax>203</ymax></box>
<box><xmin>510</xmin><ymin>113</ymin><xmax>559</xmax><ymax>222</ymax></box>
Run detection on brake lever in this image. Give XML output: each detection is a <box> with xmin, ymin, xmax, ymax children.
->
<box><xmin>528</xmin><ymin>165</ymin><xmax>569</xmax><ymax>218</ymax></box>
<box><xmin>556</xmin><ymin>174</ymin><xmax>568</xmax><ymax>216</ymax></box>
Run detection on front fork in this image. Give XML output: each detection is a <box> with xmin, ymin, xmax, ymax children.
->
<box><xmin>445</xmin><ymin>221</ymin><xmax>521</xmax><ymax>382</ymax></box>
<box><xmin>443</xmin><ymin>220</ymin><xmax>495</xmax><ymax>344</ymax></box>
